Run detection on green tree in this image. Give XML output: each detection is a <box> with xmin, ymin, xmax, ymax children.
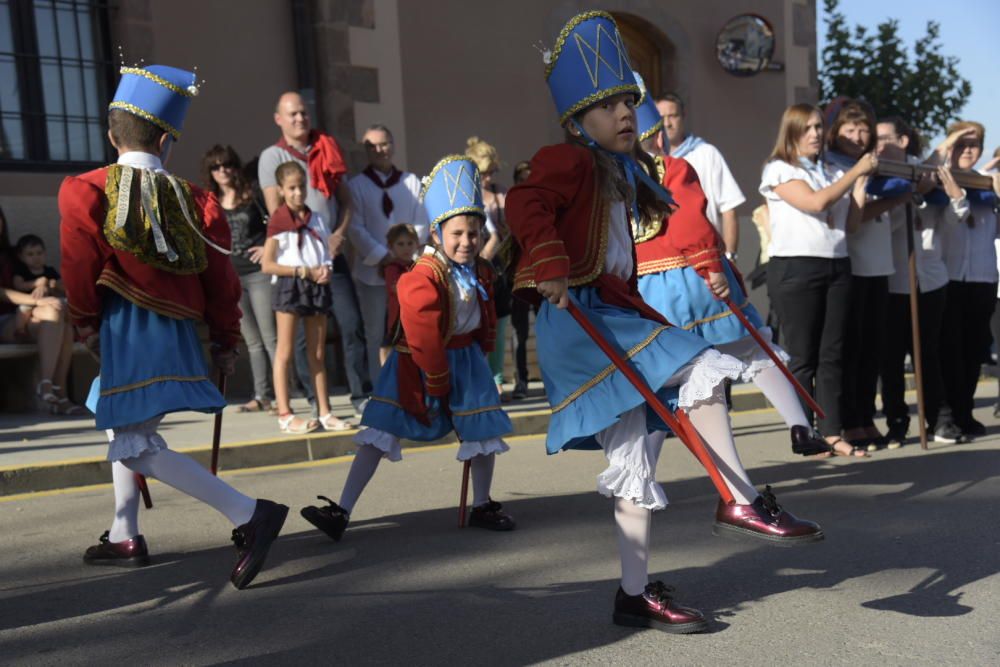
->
<box><xmin>819</xmin><ymin>0</ymin><xmax>971</xmax><ymax>139</ymax></box>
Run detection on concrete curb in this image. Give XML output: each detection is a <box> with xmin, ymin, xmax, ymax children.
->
<box><xmin>1</xmin><ymin>375</ymin><xmax>936</xmax><ymax>497</ymax></box>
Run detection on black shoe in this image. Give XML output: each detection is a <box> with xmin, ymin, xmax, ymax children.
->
<box><xmin>512</xmin><ymin>381</ymin><xmax>528</xmax><ymax>400</ymax></box>
<box><xmin>885</xmin><ymin>416</ymin><xmax>909</xmax><ymax>448</ymax></box>
<box><xmin>933</xmin><ymin>421</ymin><xmax>963</xmax><ymax>444</ymax></box>
<box><xmin>790</xmin><ymin>425</ymin><xmax>832</xmax><ymax>456</ymax></box>
<box><xmin>957</xmin><ymin>418</ymin><xmax>986</xmax><ymax>438</ymax></box>
<box><xmin>300</xmin><ymin>495</ymin><xmax>350</xmax><ymax>542</ymax></box>
<box><xmin>468</xmin><ymin>499</ymin><xmax>516</xmax><ymax>531</ymax></box>
<box><xmin>230</xmin><ymin>499</ymin><xmax>289</xmax><ymax>590</ymax></box>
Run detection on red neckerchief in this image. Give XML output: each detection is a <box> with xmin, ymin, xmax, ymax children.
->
<box><xmin>267</xmin><ymin>204</ymin><xmax>323</xmax><ymax>248</ymax></box>
<box><xmin>362</xmin><ymin>165</ymin><xmax>403</xmax><ymax>218</ymax></box>
<box><xmin>275</xmin><ymin>130</ymin><xmax>347</xmax><ymax>199</ymax></box>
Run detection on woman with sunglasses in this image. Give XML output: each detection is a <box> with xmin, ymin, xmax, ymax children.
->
<box><xmin>202</xmin><ymin>145</ymin><xmax>276</xmax><ymax>414</ymax></box>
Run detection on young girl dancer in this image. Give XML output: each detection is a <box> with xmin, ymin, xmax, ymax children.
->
<box><xmin>379</xmin><ymin>222</ymin><xmax>420</xmax><ymax>364</ymax></box>
<box><xmin>631</xmin><ymin>74</ymin><xmax>831</xmax><ymax>458</ymax></box>
<box><xmin>262</xmin><ymin>161</ymin><xmax>352</xmax><ymax>434</ymax></box>
<box><xmin>300</xmin><ymin>156</ymin><xmax>515</xmax><ymax>538</ymax></box>
<box><xmin>508</xmin><ymin>12</ymin><xmax>822</xmax><ymax>633</ymax></box>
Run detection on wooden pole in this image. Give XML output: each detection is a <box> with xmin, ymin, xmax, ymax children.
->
<box><xmin>458</xmin><ymin>460</ymin><xmax>471</xmax><ymax>528</ymax></box>
<box><xmin>210</xmin><ymin>373</ymin><xmax>227</xmax><ymax>475</ymax></box>
<box><xmin>905</xmin><ymin>203</ymin><xmax>929</xmax><ymax>450</ymax></box>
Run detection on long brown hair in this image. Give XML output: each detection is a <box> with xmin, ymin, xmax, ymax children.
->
<box><xmin>768</xmin><ymin>103</ymin><xmax>823</xmax><ymax>165</ymax></box>
<box><xmin>825</xmin><ymin>99</ymin><xmax>876</xmax><ymax>154</ymax></box>
<box><xmin>201</xmin><ymin>144</ymin><xmax>253</xmax><ymax>204</ymax></box>
<box><xmin>563</xmin><ymin>130</ymin><xmax>672</xmax><ymax>223</ymax></box>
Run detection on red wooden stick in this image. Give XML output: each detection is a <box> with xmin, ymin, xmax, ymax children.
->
<box><xmin>135</xmin><ymin>473</ymin><xmax>152</xmax><ymax>509</ymax></box>
<box><xmin>458</xmin><ymin>459</ymin><xmax>471</xmax><ymax>528</ymax></box>
<box><xmin>210</xmin><ymin>373</ymin><xmax>227</xmax><ymax>475</ymax></box>
<box><xmin>722</xmin><ymin>296</ymin><xmax>826</xmax><ymax>420</ymax></box>
<box><xmin>566</xmin><ymin>301</ymin><xmax>735</xmax><ymax>505</ymax></box>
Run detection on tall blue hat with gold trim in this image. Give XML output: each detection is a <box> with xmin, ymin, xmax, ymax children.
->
<box><xmin>420</xmin><ymin>155</ymin><xmax>485</xmax><ymax>232</ymax></box>
<box><xmin>633</xmin><ymin>70</ymin><xmax>663</xmax><ymax>143</ymax></box>
<box><xmin>544</xmin><ymin>10</ymin><xmax>640</xmax><ymax>124</ymax></box>
<box><xmin>109</xmin><ymin>65</ymin><xmax>199</xmax><ymax>140</ymax></box>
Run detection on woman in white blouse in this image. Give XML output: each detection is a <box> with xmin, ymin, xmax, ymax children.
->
<box><xmin>760</xmin><ymin>104</ymin><xmax>876</xmax><ymax>457</ymax></box>
<box><xmin>930</xmin><ymin>121</ymin><xmax>1000</xmax><ymax>438</ymax></box>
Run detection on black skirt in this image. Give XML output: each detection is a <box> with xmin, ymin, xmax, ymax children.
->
<box><xmin>271</xmin><ymin>275</ymin><xmax>332</xmax><ymax>316</ymax></box>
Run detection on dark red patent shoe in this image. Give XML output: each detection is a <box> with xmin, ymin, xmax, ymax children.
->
<box><xmin>301</xmin><ymin>495</ymin><xmax>350</xmax><ymax>542</ymax></box>
<box><xmin>713</xmin><ymin>486</ymin><xmax>824</xmax><ymax>546</ymax></box>
<box><xmin>83</xmin><ymin>531</ymin><xmax>150</xmax><ymax>567</ymax></box>
<box><xmin>230</xmin><ymin>499</ymin><xmax>288</xmax><ymax>590</ymax></box>
<box><xmin>468</xmin><ymin>499</ymin><xmax>516</xmax><ymax>531</ymax></box>
<box><xmin>613</xmin><ymin>582</ymin><xmax>708</xmax><ymax>634</ymax></box>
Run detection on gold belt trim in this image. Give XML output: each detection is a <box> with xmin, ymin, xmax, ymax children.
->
<box><xmin>101</xmin><ymin>374</ymin><xmax>208</xmax><ymax>396</ymax></box>
<box><xmin>551</xmin><ymin>325</ymin><xmax>668</xmax><ymax>414</ymax></box>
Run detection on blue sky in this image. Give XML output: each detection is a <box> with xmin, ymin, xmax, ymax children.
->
<box><xmin>817</xmin><ymin>0</ymin><xmax>999</xmax><ymax>157</ymax></box>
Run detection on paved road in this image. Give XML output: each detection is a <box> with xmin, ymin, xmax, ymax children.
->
<box><xmin>1</xmin><ymin>406</ymin><xmax>999</xmax><ymax>665</ymax></box>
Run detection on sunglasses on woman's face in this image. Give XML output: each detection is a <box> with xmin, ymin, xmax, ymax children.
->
<box><xmin>211</xmin><ymin>162</ymin><xmax>236</xmax><ymax>171</ymax></box>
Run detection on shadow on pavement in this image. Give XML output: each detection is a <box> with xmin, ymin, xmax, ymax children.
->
<box><xmin>0</xmin><ymin>446</ymin><xmax>997</xmax><ymax>664</ymax></box>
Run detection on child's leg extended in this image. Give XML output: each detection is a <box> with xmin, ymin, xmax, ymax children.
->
<box><xmin>273</xmin><ymin>311</ymin><xmax>299</xmax><ymax>416</ymax></box>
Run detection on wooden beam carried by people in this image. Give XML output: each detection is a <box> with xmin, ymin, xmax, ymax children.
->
<box><xmin>876</xmin><ymin>159</ymin><xmax>993</xmax><ymax>190</ymax></box>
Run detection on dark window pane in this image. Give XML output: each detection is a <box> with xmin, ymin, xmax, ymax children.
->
<box><xmin>63</xmin><ymin>64</ymin><xmax>84</xmax><ymax>116</ymax></box>
<box><xmin>0</xmin><ymin>58</ymin><xmax>19</xmax><ymax>115</ymax></box>
<box><xmin>77</xmin><ymin>8</ymin><xmax>95</xmax><ymax>59</ymax></box>
<box><xmin>82</xmin><ymin>63</ymin><xmax>98</xmax><ymax>117</ymax></box>
<box><xmin>46</xmin><ymin>119</ymin><xmax>66</xmax><ymax>160</ymax></box>
<box><xmin>88</xmin><ymin>121</ymin><xmax>103</xmax><ymax>160</ymax></box>
<box><xmin>1</xmin><ymin>114</ymin><xmax>24</xmax><ymax>159</ymax></box>
<box><xmin>40</xmin><ymin>62</ymin><xmax>65</xmax><ymax>116</ymax></box>
<box><xmin>67</xmin><ymin>118</ymin><xmax>87</xmax><ymax>160</ymax></box>
<box><xmin>33</xmin><ymin>2</ymin><xmax>57</xmax><ymax>58</ymax></box>
<box><xmin>55</xmin><ymin>5</ymin><xmax>79</xmax><ymax>58</ymax></box>
<box><xmin>0</xmin><ymin>2</ymin><xmax>14</xmax><ymax>53</ymax></box>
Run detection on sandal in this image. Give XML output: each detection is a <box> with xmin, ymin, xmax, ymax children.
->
<box><xmin>828</xmin><ymin>437</ymin><xmax>868</xmax><ymax>458</ymax></box>
<box><xmin>237</xmin><ymin>398</ymin><xmax>274</xmax><ymax>414</ymax></box>
<box><xmin>278</xmin><ymin>413</ymin><xmax>319</xmax><ymax>434</ymax></box>
<box><xmin>318</xmin><ymin>413</ymin><xmax>353</xmax><ymax>432</ymax></box>
<box><xmin>36</xmin><ymin>380</ymin><xmax>60</xmax><ymax>412</ymax></box>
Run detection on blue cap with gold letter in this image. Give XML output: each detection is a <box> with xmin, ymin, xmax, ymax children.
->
<box><xmin>420</xmin><ymin>155</ymin><xmax>485</xmax><ymax>232</ymax></box>
<box><xmin>633</xmin><ymin>70</ymin><xmax>663</xmax><ymax>143</ymax></box>
<box><xmin>544</xmin><ymin>11</ymin><xmax>640</xmax><ymax>125</ymax></box>
<box><xmin>109</xmin><ymin>65</ymin><xmax>199</xmax><ymax>140</ymax></box>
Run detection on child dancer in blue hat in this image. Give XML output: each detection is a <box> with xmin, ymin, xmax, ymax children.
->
<box><xmin>508</xmin><ymin>11</ymin><xmax>823</xmax><ymax>633</ymax></box>
<box><xmin>300</xmin><ymin>155</ymin><xmax>515</xmax><ymax>538</ymax></box>
<box><xmin>61</xmin><ymin>65</ymin><xmax>287</xmax><ymax>589</ymax></box>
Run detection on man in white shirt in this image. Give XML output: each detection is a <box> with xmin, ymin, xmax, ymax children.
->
<box><xmin>347</xmin><ymin>125</ymin><xmax>429</xmax><ymax>379</ymax></box>
<box><xmin>657</xmin><ymin>94</ymin><xmax>745</xmax><ymax>258</ymax></box>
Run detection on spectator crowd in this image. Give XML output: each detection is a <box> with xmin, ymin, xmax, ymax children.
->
<box><xmin>2</xmin><ymin>88</ymin><xmax>999</xmax><ymax>453</ymax></box>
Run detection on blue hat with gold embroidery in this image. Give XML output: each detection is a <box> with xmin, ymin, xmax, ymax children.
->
<box><xmin>109</xmin><ymin>65</ymin><xmax>199</xmax><ymax>140</ymax></box>
<box><xmin>420</xmin><ymin>155</ymin><xmax>485</xmax><ymax>232</ymax></box>
<box><xmin>544</xmin><ymin>11</ymin><xmax>640</xmax><ymax>125</ymax></box>
<box><xmin>633</xmin><ymin>70</ymin><xmax>663</xmax><ymax>143</ymax></box>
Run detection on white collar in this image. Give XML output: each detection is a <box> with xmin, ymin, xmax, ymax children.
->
<box><xmin>117</xmin><ymin>151</ymin><xmax>165</xmax><ymax>173</ymax></box>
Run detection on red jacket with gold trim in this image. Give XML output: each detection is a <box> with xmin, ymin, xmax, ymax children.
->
<box><xmin>508</xmin><ymin>143</ymin><xmax>630</xmax><ymax>304</ymax></box>
<box><xmin>506</xmin><ymin>142</ymin><xmax>674</xmax><ymax>325</ymax></box>
<box><xmin>635</xmin><ymin>156</ymin><xmax>725</xmax><ymax>278</ymax></box>
<box><xmin>58</xmin><ymin>166</ymin><xmax>242</xmax><ymax>348</ymax></box>
<box><xmin>395</xmin><ymin>253</ymin><xmax>496</xmax><ymax>413</ymax></box>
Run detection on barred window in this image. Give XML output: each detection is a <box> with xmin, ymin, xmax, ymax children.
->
<box><xmin>0</xmin><ymin>0</ymin><xmax>114</xmax><ymax>168</ymax></box>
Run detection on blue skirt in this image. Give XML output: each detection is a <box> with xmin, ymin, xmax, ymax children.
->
<box><xmin>637</xmin><ymin>260</ymin><xmax>763</xmax><ymax>346</ymax></box>
<box><xmin>89</xmin><ymin>293</ymin><xmax>225</xmax><ymax>430</ymax></box>
<box><xmin>360</xmin><ymin>343</ymin><xmax>512</xmax><ymax>442</ymax></box>
<box><xmin>536</xmin><ymin>287</ymin><xmax>710</xmax><ymax>454</ymax></box>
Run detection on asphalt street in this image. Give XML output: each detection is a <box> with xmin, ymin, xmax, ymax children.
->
<box><xmin>1</xmin><ymin>407</ymin><xmax>998</xmax><ymax>665</ymax></box>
